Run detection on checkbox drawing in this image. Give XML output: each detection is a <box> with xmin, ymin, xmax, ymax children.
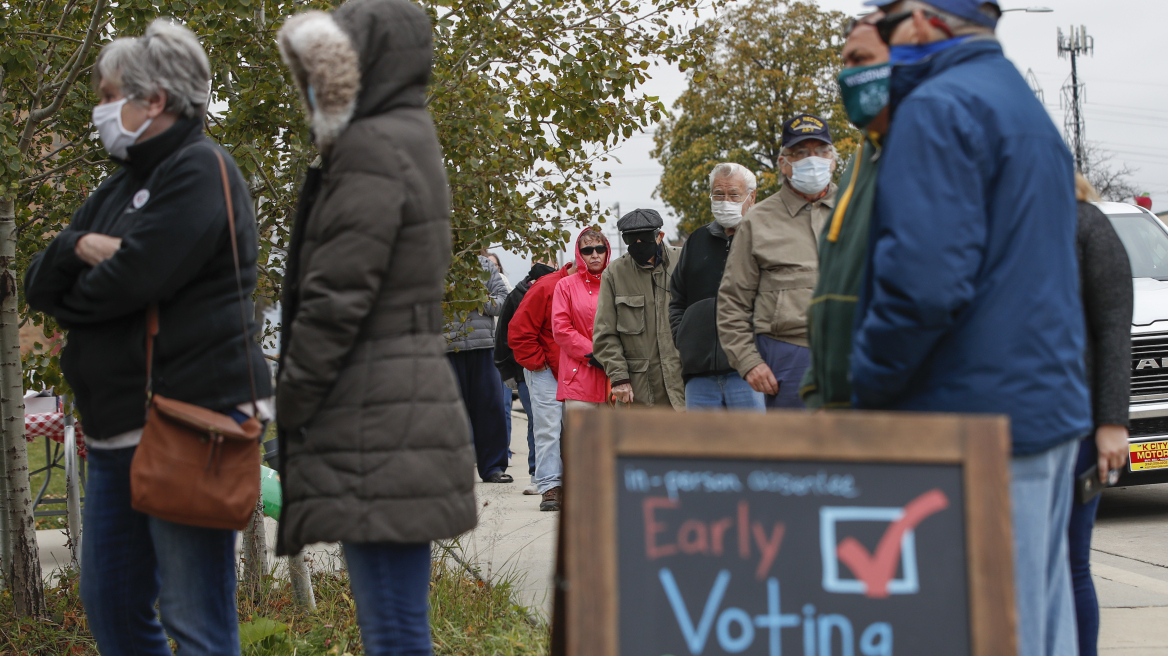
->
<box><xmin>819</xmin><ymin>489</ymin><xmax>949</xmax><ymax>598</ymax></box>
<box><xmin>820</xmin><ymin>507</ymin><xmax>920</xmax><ymax>596</ymax></box>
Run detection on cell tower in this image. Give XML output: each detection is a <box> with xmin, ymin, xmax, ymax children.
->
<box><xmin>1057</xmin><ymin>25</ymin><xmax>1093</xmax><ymax>173</ymax></box>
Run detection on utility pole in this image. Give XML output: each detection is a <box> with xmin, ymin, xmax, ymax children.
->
<box><xmin>1024</xmin><ymin>68</ymin><xmax>1044</xmax><ymax>104</ymax></box>
<box><xmin>1058</xmin><ymin>25</ymin><xmax>1093</xmax><ymax>173</ymax></box>
<box><xmin>609</xmin><ymin>202</ymin><xmax>625</xmax><ymax>257</ymax></box>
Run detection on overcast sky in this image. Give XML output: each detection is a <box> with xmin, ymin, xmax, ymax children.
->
<box><xmin>494</xmin><ymin>0</ymin><xmax>1168</xmax><ymax>280</ymax></box>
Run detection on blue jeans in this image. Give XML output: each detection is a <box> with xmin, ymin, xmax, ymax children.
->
<box><xmin>684</xmin><ymin>373</ymin><xmax>766</xmax><ymax>411</ymax></box>
<box><xmin>80</xmin><ymin>446</ymin><xmax>239</xmax><ymax>656</ymax></box>
<box><xmin>517</xmin><ymin>379</ymin><xmax>536</xmax><ymax>477</ymax></box>
<box><xmin>524</xmin><ymin>367</ymin><xmax>563</xmax><ymax>494</ymax></box>
<box><xmin>1069</xmin><ymin>437</ymin><xmax>1102</xmax><ymax>656</ymax></box>
<box><xmin>755</xmin><ymin>335</ymin><xmax>810</xmax><ymax>409</ymax></box>
<box><xmin>343</xmin><ymin>542</ymin><xmax>432</xmax><ymax>656</ymax></box>
<box><xmin>1011</xmin><ymin>438</ymin><xmax>1079</xmax><ymax>656</ymax></box>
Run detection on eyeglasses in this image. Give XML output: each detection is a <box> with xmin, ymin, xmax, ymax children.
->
<box><xmin>783</xmin><ymin>145</ymin><xmax>834</xmax><ymax>160</ymax></box>
<box><xmin>579</xmin><ymin>245</ymin><xmax>607</xmax><ymax>255</ymax></box>
<box><xmin>710</xmin><ymin>193</ymin><xmax>747</xmax><ymax>202</ymax></box>
<box><xmin>874</xmin><ymin>9</ymin><xmax>953</xmax><ymax>45</ymax></box>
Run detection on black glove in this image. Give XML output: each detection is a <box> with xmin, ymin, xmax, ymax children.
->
<box><xmin>586</xmin><ymin>353</ymin><xmax>603</xmax><ymax>369</ymax></box>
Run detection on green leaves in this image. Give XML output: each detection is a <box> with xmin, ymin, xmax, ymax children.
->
<box><xmin>652</xmin><ymin>0</ymin><xmax>857</xmax><ymax>235</ymax></box>
<box><xmin>7</xmin><ymin>0</ymin><xmax>717</xmax><ymax>386</ymax></box>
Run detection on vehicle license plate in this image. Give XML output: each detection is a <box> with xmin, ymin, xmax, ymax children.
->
<box><xmin>1129</xmin><ymin>440</ymin><xmax>1168</xmax><ymax>472</ymax></box>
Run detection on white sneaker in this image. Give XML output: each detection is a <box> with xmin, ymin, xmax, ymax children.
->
<box><xmin>523</xmin><ymin>483</ymin><xmax>539</xmax><ymax>495</ymax></box>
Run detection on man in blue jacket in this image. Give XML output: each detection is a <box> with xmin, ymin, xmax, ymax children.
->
<box><xmin>852</xmin><ymin>2</ymin><xmax>1090</xmax><ymax>654</ymax></box>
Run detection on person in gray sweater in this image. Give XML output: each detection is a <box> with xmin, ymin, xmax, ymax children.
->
<box><xmin>445</xmin><ymin>255</ymin><xmax>513</xmax><ymax>482</ymax></box>
<box><xmin>1068</xmin><ymin>174</ymin><xmax>1133</xmax><ymax>656</ymax></box>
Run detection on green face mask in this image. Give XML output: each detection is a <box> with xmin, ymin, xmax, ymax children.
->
<box><xmin>837</xmin><ymin>63</ymin><xmax>891</xmax><ymax>129</ymax></box>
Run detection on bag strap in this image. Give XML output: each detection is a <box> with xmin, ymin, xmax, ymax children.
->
<box><xmin>145</xmin><ymin>148</ymin><xmax>260</xmax><ymax>418</ymax></box>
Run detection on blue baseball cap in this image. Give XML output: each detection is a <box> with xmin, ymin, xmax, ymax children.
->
<box><xmin>781</xmin><ymin>114</ymin><xmax>833</xmax><ymax>149</ymax></box>
<box><xmin>862</xmin><ymin>0</ymin><xmax>1000</xmax><ymax>29</ymax></box>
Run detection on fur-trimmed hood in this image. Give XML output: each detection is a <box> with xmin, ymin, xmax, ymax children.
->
<box><xmin>277</xmin><ymin>0</ymin><xmax>433</xmax><ymax>153</ymax></box>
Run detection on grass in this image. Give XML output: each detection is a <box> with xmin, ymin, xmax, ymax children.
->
<box><xmin>0</xmin><ymin>548</ymin><xmax>549</xmax><ymax>656</ymax></box>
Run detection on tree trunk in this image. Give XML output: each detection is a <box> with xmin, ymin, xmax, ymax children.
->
<box><xmin>0</xmin><ymin>361</ymin><xmax>9</xmax><ymax>592</ymax></box>
<box><xmin>0</xmin><ymin>198</ymin><xmax>45</xmax><ymax>616</ymax></box>
<box><xmin>288</xmin><ymin>550</ymin><xmax>316</xmax><ymax>611</ymax></box>
<box><xmin>240</xmin><ymin>493</ymin><xmax>269</xmax><ymax>600</ymax></box>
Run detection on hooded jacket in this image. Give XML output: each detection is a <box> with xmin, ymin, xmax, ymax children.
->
<box><xmin>274</xmin><ymin>0</ymin><xmax>476</xmax><ymax>554</ymax></box>
<box><xmin>594</xmin><ymin>242</ymin><xmax>685</xmax><ymax>409</ymax></box>
<box><xmin>494</xmin><ymin>262</ymin><xmax>557</xmax><ymax>383</ymax></box>
<box><xmin>24</xmin><ymin>117</ymin><xmax>272</xmax><ymax>440</ymax></box>
<box><xmin>551</xmin><ymin>229</ymin><xmax>611</xmax><ymax>403</ymax></box>
<box><xmin>508</xmin><ymin>263</ymin><xmax>574</xmax><ymax>378</ymax></box>
<box><xmin>851</xmin><ymin>37</ymin><xmax>1091</xmax><ymax>456</ymax></box>
<box><xmin>443</xmin><ymin>256</ymin><xmax>508</xmax><ymax>352</ymax></box>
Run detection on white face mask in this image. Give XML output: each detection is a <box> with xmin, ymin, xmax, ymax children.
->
<box><xmin>789</xmin><ymin>156</ymin><xmax>833</xmax><ymax>195</ymax></box>
<box><xmin>711</xmin><ymin>200</ymin><xmax>746</xmax><ymax>229</ymax></box>
<box><xmin>92</xmin><ymin>98</ymin><xmax>152</xmax><ymax>160</ymax></box>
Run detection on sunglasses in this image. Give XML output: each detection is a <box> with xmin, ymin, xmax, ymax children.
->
<box><xmin>843</xmin><ymin>11</ymin><xmax>882</xmax><ymax>38</ymax></box>
<box><xmin>622</xmin><ymin>230</ymin><xmax>657</xmax><ymax>246</ymax></box>
<box><xmin>874</xmin><ymin>9</ymin><xmax>953</xmax><ymax>45</ymax></box>
<box><xmin>580</xmin><ymin>245</ymin><xmax>607</xmax><ymax>255</ymax></box>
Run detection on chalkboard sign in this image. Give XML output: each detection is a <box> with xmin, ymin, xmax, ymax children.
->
<box><xmin>556</xmin><ymin>410</ymin><xmax>1015</xmax><ymax>656</ymax></box>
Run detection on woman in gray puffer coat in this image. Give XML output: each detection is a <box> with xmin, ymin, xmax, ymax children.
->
<box><xmin>275</xmin><ymin>0</ymin><xmax>475</xmax><ymax>652</ymax></box>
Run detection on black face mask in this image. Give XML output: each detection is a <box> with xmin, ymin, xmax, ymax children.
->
<box><xmin>627</xmin><ymin>239</ymin><xmax>658</xmax><ymax>266</ymax></box>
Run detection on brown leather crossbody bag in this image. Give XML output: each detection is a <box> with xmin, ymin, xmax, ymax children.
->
<box><xmin>130</xmin><ymin>148</ymin><xmax>264</xmax><ymax>531</ymax></box>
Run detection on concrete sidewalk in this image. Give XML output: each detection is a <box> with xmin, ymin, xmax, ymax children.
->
<box><xmin>34</xmin><ymin>406</ymin><xmax>1168</xmax><ymax>651</ymax></box>
<box><xmin>1095</xmin><ymin>485</ymin><xmax>1168</xmax><ymax>655</ymax></box>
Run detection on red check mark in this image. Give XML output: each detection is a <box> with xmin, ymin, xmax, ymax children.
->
<box><xmin>835</xmin><ymin>489</ymin><xmax>950</xmax><ymax>599</ymax></box>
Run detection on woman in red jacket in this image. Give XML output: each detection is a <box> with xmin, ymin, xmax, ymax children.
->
<box><xmin>552</xmin><ymin>227</ymin><xmax>611</xmax><ymax>408</ymax></box>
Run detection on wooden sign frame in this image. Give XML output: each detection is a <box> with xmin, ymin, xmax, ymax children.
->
<box><xmin>558</xmin><ymin>408</ymin><xmax>1016</xmax><ymax>656</ymax></box>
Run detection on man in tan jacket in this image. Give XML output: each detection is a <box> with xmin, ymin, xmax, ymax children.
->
<box><xmin>594</xmin><ymin>209</ymin><xmax>685</xmax><ymax>409</ymax></box>
<box><xmin>717</xmin><ymin>114</ymin><xmax>838</xmax><ymax>409</ymax></box>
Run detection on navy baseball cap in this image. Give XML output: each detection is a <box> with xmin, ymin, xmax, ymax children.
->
<box><xmin>781</xmin><ymin>114</ymin><xmax>833</xmax><ymax>149</ymax></box>
<box><xmin>862</xmin><ymin>0</ymin><xmax>1000</xmax><ymax>28</ymax></box>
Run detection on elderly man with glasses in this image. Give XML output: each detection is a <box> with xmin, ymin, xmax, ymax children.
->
<box><xmin>717</xmin><ymin>114</ymin><xmax>838</xmax><ymax>409</ymax></box>
<box><xmin>668</xmin><ymin>162</ymin><xmax>765</xmax><ymax>411</ymax></box>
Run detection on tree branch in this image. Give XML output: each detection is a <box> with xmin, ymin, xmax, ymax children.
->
<box><xmin>15</xmin><ymin>32</ymin><xmax>85</xmax><ymax>44</ymax></box>
<box><xmin>21</xmin><ymin>0</ymin><xmax>108</xmax><ymax>153</ymax></box>
<box><xmin>18</xmin><ymin>150</ymin><xmax>102</xmax><ymax>187</ymax></box>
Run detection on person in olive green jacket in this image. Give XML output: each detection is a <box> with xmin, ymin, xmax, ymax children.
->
<box><xmin>593</xmin><ymin>209</ymin><xmax>685</xmax><ymax>409</ymax></box>
<box><xmin>800</xmin><ymin>15</ymin><xmax>889</xmax><ymax>409</ymax></box>
<box><xmin>717</xmin><ymin>114</ymin><xmax>838</xmax><ymax>409</ymax></box>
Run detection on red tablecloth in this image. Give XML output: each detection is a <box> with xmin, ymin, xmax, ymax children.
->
<box><xmin>25</xmin><ymin>413</ymin><xmax>87</xmax><ymax>458</ymax></box>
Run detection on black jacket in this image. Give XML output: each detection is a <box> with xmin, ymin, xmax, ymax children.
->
<box><xmin>1076</xmin><ymin>201</ymin><xmax>1132</xmax><ymax>427</ymax></box>
<box><xmin>669</xmin><ymin>222</ymin><xmax>736</xmax><ymax>380</ymax></box>
<box><xmin>25</xmin><ymin>118</ymin><xmax>272</xmax><ymax>440</ymax></box>
<box><xmin>494</xmin><ymin>262</ymin><xmax>556</xmax><ymax>383</ymax></box>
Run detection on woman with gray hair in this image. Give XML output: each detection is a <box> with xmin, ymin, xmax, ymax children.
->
<box><xmin>25</xmin><ymin>19</ymin><xmax>271</xmax><ymax>655</ymax></box>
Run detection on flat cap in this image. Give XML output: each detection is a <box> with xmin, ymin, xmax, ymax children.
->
<box><xmin>617</xmin><ymin>208</ymin><xmax>664</xmax><ymax>233</ymax></box>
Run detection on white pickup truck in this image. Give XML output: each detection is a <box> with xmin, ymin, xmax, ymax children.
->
<box><xmin>1098</xmin><ymin>201</ymin><xmax>1168</xmax><ymax>485</ymax></box>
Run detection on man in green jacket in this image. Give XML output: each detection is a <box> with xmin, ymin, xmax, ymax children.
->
<box><xmin>593</xmin><ymin>209</ymin><xmax>686</xmax><ymax>409</ymax></box>
<box><xmin>799</xmin><ymin>13</ymin><xmax>890</xmax><ymax>409</ymax></box>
